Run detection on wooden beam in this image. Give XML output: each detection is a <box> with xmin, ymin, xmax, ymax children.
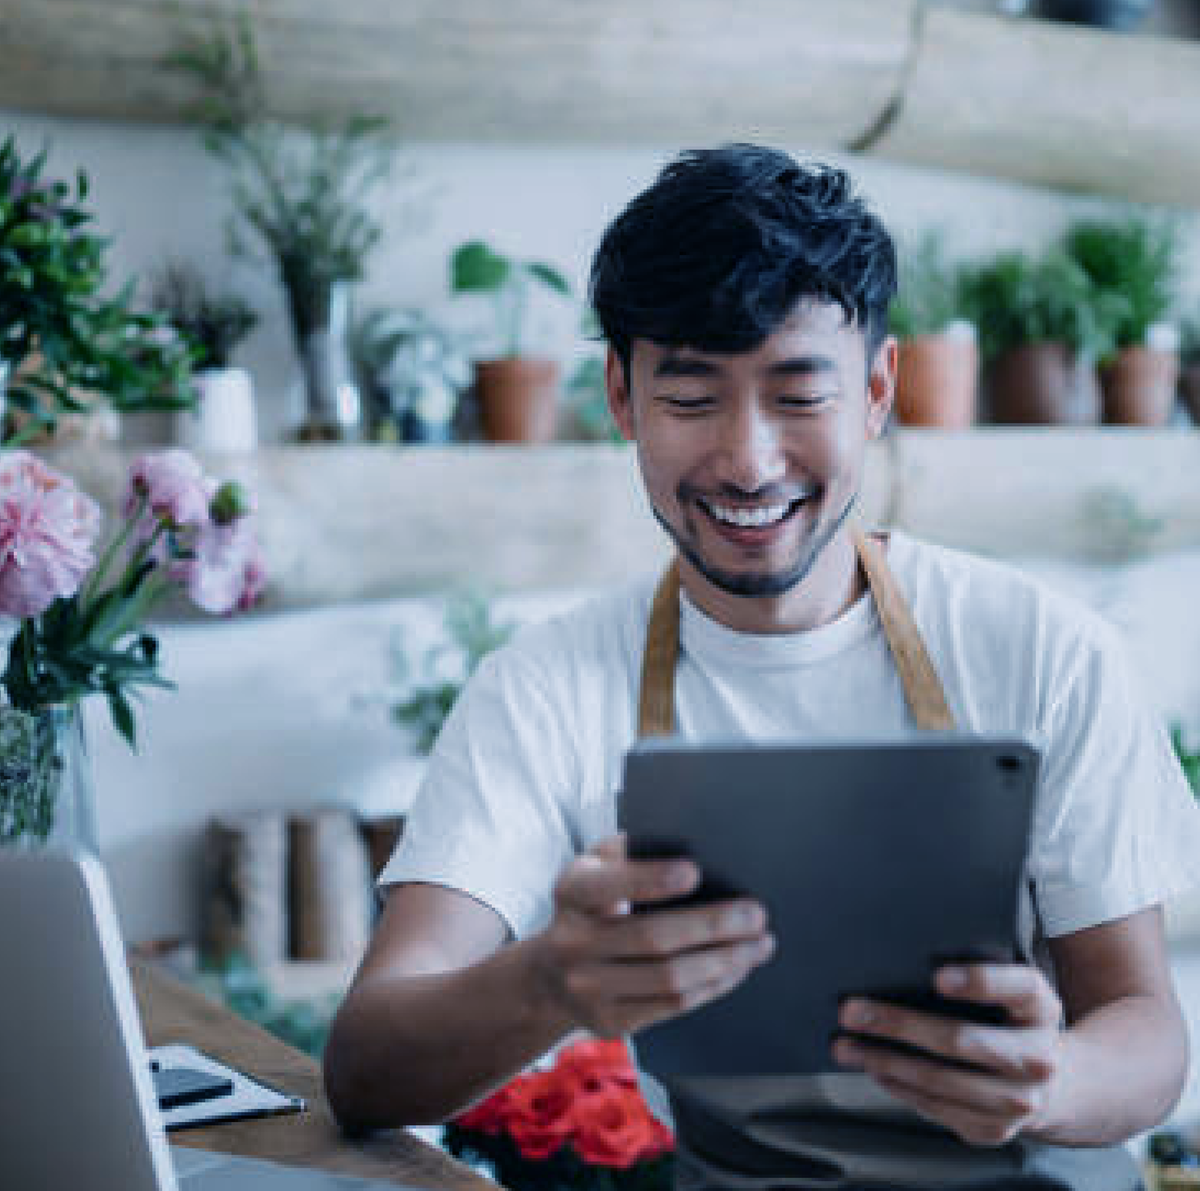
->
<box><xmin>876</xmin><ymin>9</ymin><xmax>1200</xmax><ymax>207</ymax></box>
<box><xmin>0</xmin><ymin>0</ymin><xmax>913</xmax><ymax>147</ymax></box>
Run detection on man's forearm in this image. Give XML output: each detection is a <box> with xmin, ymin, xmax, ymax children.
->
<box><xmin>1028</xmin><ymin>993</ymin><xmax>1188</xmax><ymax>1146</ymax></box>
<box><xmin>323</xmin><ymin>936</ymin><xmax>575</xmax><ymax>1131</ymax></box>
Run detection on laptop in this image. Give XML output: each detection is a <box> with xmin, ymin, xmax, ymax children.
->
<box><xmin>0</xmin><ymin>847</ymin><xmax>426</xmax><ymax>1191</ymax></box>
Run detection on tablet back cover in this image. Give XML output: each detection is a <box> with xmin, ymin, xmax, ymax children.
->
<box><xmin>618</xmin><ymin>737</ymin><xmax>1039</xmax><ymax>1077</ymax></box>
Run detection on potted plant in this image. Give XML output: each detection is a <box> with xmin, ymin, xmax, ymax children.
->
<box><xmin>1064</xmin><ymin>216</ymin><xmax>1179</xmax><ymax>425</ymax></box>
<box><xmin>150</xmin><ymin>261</ymin><xmax>258</xmax><ymax>452</ymax></box>
<box><xmin>351</xmin><ymin>307</ymin><xmax>470</xmax><ymax>443</ymax></box>
<box><xmin>0</xmin><ymin>135</ymin><xmax>195</xmax><ymax>446</ymax></box>
<box><xmin>888</xmin><ymin>234</ymin><xmax>978</xmax><ymax>429</ymax></box>
<box><xmin>168</xmin><ymin>13</ymin><xmax>398</xmax><ymax>443</ymax></box>
<box><xmin>451</xmin><ymin>239</ymin><xmax>572</xmax><ymax>443</ymax></box>
<box><xmin>1179</xmin><ymin>312</ymin><xmax>1200</xmax><ymax>426</ymax></box>
<box><xmin>960</xmin><ymin>250</ymin><xmax>1124</xmax><ymax>425</ymax></box>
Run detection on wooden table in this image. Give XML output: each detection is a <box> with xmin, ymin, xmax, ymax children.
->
<box><xmin>131</xmin><ymin>959</ymin><xmax>494</xmax><ymax>1191</ymax></box>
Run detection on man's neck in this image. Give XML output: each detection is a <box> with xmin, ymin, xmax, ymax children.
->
<box><xmin>677</xmin><ymin>529</ymin><xmax>867</xmax><ymax>635</ymax></box>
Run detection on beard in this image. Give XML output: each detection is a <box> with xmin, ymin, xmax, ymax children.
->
<box><xmin>650</xmin><ymin>489</ymin><xmax>857</xmax><ymax>598</ymax></box>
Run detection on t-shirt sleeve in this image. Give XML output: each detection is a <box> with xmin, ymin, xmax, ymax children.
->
<box><xmin>1030</xmin><ymin>616</ymin><xmax>1200</xmax><ymax>938</ymax></box>
<box><xmin>376</xmin><ymin>641</ymin><xmax>581</xmax><ymax>941</ymax></box>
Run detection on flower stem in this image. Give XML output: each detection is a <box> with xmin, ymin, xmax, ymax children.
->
<box><xmin>80</xmin><ymin>490</ymin><xmax>148</xmax><ymax>608</ymax></box>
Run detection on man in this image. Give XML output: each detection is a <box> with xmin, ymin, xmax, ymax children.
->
<box><xmin>324</xmin><ymin>146</ymin><xmax>1200</xmax><ymax>1181</ymax></box>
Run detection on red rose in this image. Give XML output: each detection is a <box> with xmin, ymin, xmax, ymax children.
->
<box><xmin>571</xmin><ymin>1082</ymin><xmax>675</xmax><ymax>1169</ymax></box>
<box><xmin>503</xmin><ymin>1070</ymin><xmax>576</xmax><ymax>1161</ymax></box>
<box><xmin>555</xmin><ymin>1039</ymin><xmax>640</xmax><ymax>1095</ymax></box>
<box><xmin>454</xmin><ymin>1086</ymin><xmax>510</xmax><ymax>1135</ymax></box>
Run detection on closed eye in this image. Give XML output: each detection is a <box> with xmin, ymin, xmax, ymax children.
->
<box><xmin>778</xmin><ymin>393</ymin><xmax>837</xmax><ymax>409</ymax></box>
<box><xmin>659</xmin><ymin>394</ymin><xmax>716</xmax><ymax>412</ymax></box>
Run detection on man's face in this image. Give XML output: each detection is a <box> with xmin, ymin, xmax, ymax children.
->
<box><xmin>607</xmin><ymin>300</ymin><xmax>895</xmax><ymax>623</ymax></box>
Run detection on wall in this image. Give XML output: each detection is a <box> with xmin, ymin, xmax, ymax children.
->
<box><xmin>4</xmin><ymin>109</ymin><xmax>1200</xmax><ymax>444</ymax></box>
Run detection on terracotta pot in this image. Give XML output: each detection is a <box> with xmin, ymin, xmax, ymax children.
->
<box><xmin>1100</xmin><ymin>345</ymin><xmax>1179</xmax><ymax>426</ymax></box>
<box><xmin>895</xmin><ymin>333</ymin><xmax>978</xmax><ymax>429</ymax></box>
<box><xmin>1180</xmin><ymin>363</ymin><xmax>1200</xmax><ymax>426</ymax></box>
<box><xmin>987</xmin><ymin>342</ymin><xmax>1100</xmax><ymax>426</ymax></box>
<box><xmin>474</xmin><ymin>357</ymin><xmax>560</xmax><ymax>443</ymax></box>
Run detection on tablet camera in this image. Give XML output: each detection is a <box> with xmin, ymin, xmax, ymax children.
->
<box><xmin>995</xmin><ymin>753</ymin><xmax>1027</xmax><ymax>785</ymax></box>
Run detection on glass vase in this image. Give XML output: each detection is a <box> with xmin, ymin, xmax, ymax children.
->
<box><xmin>0</xmin><ymin>705</ymin><xmax>98</xmax><ymax>853</ymax></box>
<box><xmin>290</xmin><ymin>280</ymin><xmax>362</xmax><ymax>443</ymax></box>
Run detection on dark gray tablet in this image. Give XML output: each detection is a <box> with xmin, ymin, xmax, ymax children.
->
<box><xmin>618</xmin><ymin>735</ymin><xmax>1040</xmax><ymax>1078</ymax></box>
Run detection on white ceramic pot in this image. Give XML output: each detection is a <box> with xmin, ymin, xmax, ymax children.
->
<box><xmin>175</xmin><ymin>367</ymin><xmax>257</xmax><ymax>454</ymax></box>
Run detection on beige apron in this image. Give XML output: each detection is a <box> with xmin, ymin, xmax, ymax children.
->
<box><xmin>637</xmin><ymin>524</ymin><xmax>955</xmax><ymax>741</ymax></box>
<box><xmin>632</xmin><ymin>525</ymin><xmax>1142</xmax><ymax>1191</ymax></box>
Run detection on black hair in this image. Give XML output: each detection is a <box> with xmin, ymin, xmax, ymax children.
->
<box><xmin>589</xmin><ymin>144</ymin><xmax>897</xmax><ymax>377</ymax></box>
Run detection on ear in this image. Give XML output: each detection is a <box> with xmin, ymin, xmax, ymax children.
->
<box><xmin>605</xmin><ymin>347</ymin><xmax>636</xmax><ymax>441</ymax></box>
<box><xmin>865</xmin><ymin>335</ymin><xmax>897</xmax><ymax>439</ymax></box>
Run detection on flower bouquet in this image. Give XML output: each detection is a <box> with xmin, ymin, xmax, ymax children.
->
<box><xmin>443</xmin><ymin>1040</ymin><xmax>674</xmax><ymax>1191</ymax></box>
<box><xmin>0</xmin><ymin>448</ymin><xmax>264</xmax><ymax>844</ymax></box>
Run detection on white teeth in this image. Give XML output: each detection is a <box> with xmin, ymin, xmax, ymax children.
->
<box><xmin>705</xmin><ymin>500</ymin><xmax>792</xmax><ymax>528</ymax></box>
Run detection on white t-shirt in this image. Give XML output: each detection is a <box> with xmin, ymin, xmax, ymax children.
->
<box><xmin>380</xmin><ymin>531</ymin><xmax>1200</xmax><ymax>959</ymax></box>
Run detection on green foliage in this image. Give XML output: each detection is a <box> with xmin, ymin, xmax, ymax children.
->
<box><xmin>166</xmin><ymin>11</ymin><xmax>397</xmax><ymax>340</ymax></box>
<box><xmin>1171</xmin><ymin>724</ymin><xmax>1200</xmax><ymax>798</ymax></box>
<box><xmin>0</xmin><ymin>136</ymin><xmax>196</xmax><ymax>442</ymax></box>
<box><xmin>0</xmin><ymin>708</ymin><xmax>59</xmax><ymax>843</ymax></box>
<box><xmin>1178</xmin><ymin>310</ymin><xmax>1200</xmax><ymax>366</ymax></box>
<box><xmin>149</xmin><ymin>261</ymin><xmax>257</xmax><ymax>370</ymax></box>
<box><xmin>959</xmin><ymin>250</ymin><xmax>1127</xmax><ymax>364</ymax></box>
<box><xmin>1063</xmin><ymin>216</ymin><xmax>1178</xmax><ymax>349</ymax></box>
<box><xmin>389</xmin><ymin>593</ymin><xmax>514</xmax><ymax>753</ymax></box>
<box><xmin>451</xmin><ymin>239</ymin><xmax>572</xmax><ymax>358</ymax></box>
<box><xmin>888</xmin><ymin>233</ymin><xmax>969</xmax><ymax>340</ymax></box>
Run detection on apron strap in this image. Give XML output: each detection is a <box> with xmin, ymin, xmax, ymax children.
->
<box><xmin>638</xmin><ymin>557</ymin><xmax>681</xmax><ymax>739</ymax></box>
<box><xmin>850</xmin><ymin>525</ymin><xmax>956</xmax><ymax>732</ymax></box>
<box><xmin>638</xmin><ymin>526</ymin><xmax>955</xmax><ymax>738</ymax></box>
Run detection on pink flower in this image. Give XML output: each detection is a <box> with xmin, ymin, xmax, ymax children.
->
<box><xmin>177</xmin><ymin>515</ymin><xmax>265</xmax><ymax>615</ymax></box>
<box><xmin>124</xmin><ymin>449</ymin><xmax>212</xmax><ymax>530</ymax></box>
<box><xmin>235</xmin><ymin>538</ymin><xmax>268</xmax><ymax>612</ymax></box>
<box><xmin>0</xmin><ymin>451</ymin><xmax>101</xmax><ymax>618</ymax></box>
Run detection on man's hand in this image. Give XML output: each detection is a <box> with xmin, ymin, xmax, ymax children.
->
<box><xmin>529</xmin><ymin>835</ymin><xmax>775</xmax><ymax>1039</ymax></box>
<box><xmin>832</xmin><ymin>963</ymin><xmax>1065</xmax><ymax>1147</ymax></box>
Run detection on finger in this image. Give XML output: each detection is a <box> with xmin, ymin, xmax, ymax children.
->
<box><xmin>570</xmin><ymin>934</ymin><xmax>775</xmax><ymax>1002</ymax></box>
<box><xmin>617</xmin><ymin>944</ymin><xmax>775</xmax><ymax>1033</ymax></box>
<box><xmin>935</xmin><ymin>964</ymin><xmax>1062</xmax><ymax>1028</ymax></box>
<box><xmin>872</xmin><ymin>1074</ymin><xmax>1031</xmax><ymax>1148</ymax></box>
<box><xmin>598</xmin><ymin>899</ymin><xmax>770</xmax><ymax>960</ymax></box>
<box><xmin>555</xmin><ymin>853</ymin><xmax>699</xmax><ymax>916</ymax></box>
<box><xmin>591</xmin><ymin>833</ymin><xmax>627</xmax><ymax>862</ymax></box>
<box><xmin>838</xmin><ymin>999</ymin><xmax>1058</xmax><ymax>1080</ymax></box>
<box><xmin>833</xmin><ymin>1035</ymin><xmax>1050</xmax><ymax>1124</ymax></box>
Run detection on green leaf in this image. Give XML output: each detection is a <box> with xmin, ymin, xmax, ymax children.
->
<box><xmin>451</xmin><ymin>241</ymin><xmax>511</xmax><ymax>294</ymax></box>
<box><xmin>106</xmin><ymin>687</ymin><xmax>137</xmax><ymax>750</ymax></box>
<box><xmin>525</xmin><ymin>261</ymin><xmax>571</xmax><ymax>297</ymax></box>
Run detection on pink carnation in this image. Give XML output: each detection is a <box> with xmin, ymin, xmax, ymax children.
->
<box><xmin>0</xmin><ymin>451</ymin><xmax>102</xmax><ymax>618</ymax></box>
<box><xmin>124</xmin><ymin>449</ymin><xmax>212</xmax><ymax>530</ymax></box>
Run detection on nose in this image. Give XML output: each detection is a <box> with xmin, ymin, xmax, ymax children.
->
<box><xmin>718</xmin><ymin>400</ymin><xmax>787</xmax><ymax>495</ymax></box>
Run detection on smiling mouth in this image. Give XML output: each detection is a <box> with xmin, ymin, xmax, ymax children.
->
<box><xmin>697</xmin><ymin>494</ymin><xmax>813</xmax><ymax>531</ymax></box>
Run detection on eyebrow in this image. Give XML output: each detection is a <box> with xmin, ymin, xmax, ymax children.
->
<box><xmin>653</xmin><ymin>351</ymin><xmax>838</xmax><ymax>379</ymax></box>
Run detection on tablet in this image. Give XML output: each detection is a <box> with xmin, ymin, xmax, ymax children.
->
<box><xmin>617</xmin><ymin>735</ymin><xmax>1040</xmax><ymax>1078</ymax></box>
